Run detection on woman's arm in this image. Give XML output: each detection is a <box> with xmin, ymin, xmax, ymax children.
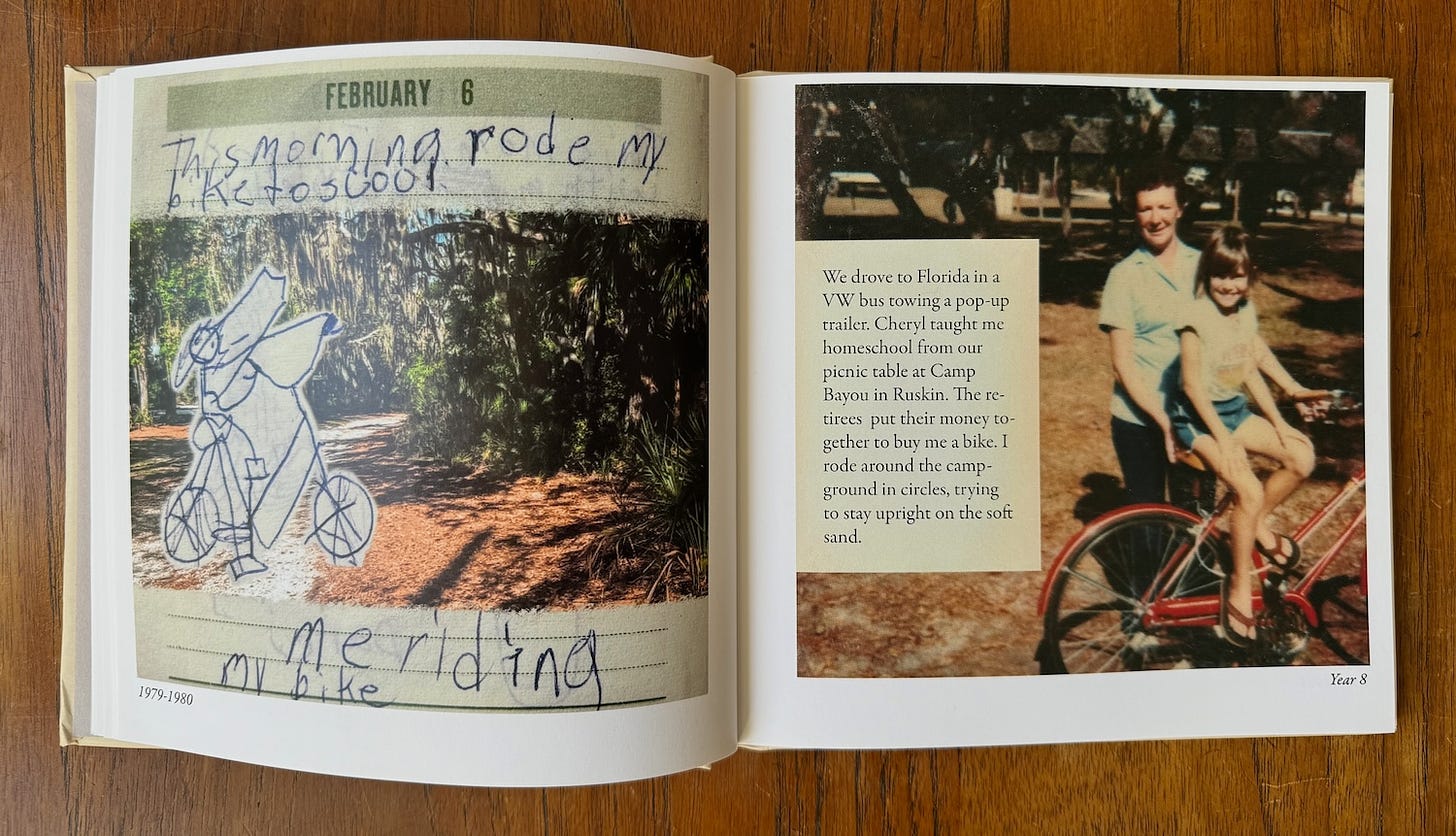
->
<box><xmin>1108</xmin><ymin>328</ymin><xmax>1176</xmax><ymax>461</ymax></box>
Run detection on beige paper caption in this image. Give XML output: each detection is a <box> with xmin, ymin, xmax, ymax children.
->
<box><xmin>135</xmin><ymin>588</ymin><xmax>707</xmax><ymax>711</ymax></box>
<box><xmin>795</xmin><ymin>239</ymin><xmax>1040</xmax><ymax>573</ymax></box>
<box><xmin>129</xmin><ymin>56</ymin><xmax>710</xmax><ymax>221</ymax></box>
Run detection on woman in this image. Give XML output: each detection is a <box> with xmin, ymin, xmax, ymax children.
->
<box><xmin>1098</xmin><ymin>159</ymin><xmax>1201</xmax><ymax>505</ymax></box>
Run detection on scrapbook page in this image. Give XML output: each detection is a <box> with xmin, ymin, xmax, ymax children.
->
<box><xmin>66</xmin><ymin>41</ymin><xmax>737</xmax><ymax>787</ymax></box>
<box><xmin>64</xmin><ymin>42</ymin><xmax>1395</xmax><ymax>785</ymax></box>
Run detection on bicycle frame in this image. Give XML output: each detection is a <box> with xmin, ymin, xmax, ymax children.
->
<box><xmin>188</xmin><ymin>438</ymin><xmax>254</xmax><ymax>541</ymax></box>
<box><xmin>1280</xmin><ymin>466</ymin><xmax>1367</xmax><ymax>625</ymax></box>
<box><xmin>1039</xmin><ymin>466</ymin><xmax>1367</xmax><ymax>632</ymax></box>
<box><xmin>185</xmin><ymin>430</ymin><xmax>330</xmax><ymax>544</ymax></box>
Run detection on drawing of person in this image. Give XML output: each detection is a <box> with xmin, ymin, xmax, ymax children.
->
<box><xmin>166</xmin><ymin>266</ymin><xmax>373</xmax><ymax>579</ymax></box>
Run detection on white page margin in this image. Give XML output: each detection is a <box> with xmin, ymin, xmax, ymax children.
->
<box><xmin>737</xmin><ymin>72</ymin><xmax>1396</xmax><ymax>750</ymax></box>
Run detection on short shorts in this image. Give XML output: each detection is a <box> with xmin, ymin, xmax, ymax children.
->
<box><xmin>1170</xmin><ymin>394</ymin><xmax>1253</xmax><ymax>449</ymax></box>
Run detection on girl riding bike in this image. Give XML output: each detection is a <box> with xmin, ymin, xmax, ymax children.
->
<box><xmin>1170</xmin><ymin>225</ymin><xmax>1323</xmax><ymax>646</ymax></box>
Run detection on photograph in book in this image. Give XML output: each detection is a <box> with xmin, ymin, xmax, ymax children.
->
<box><xmin>794</xmin><ymin>81</ymin><xmax>1370</xmax><ymax>677</ymax></box>
<box><xmin>131</xmin><ymin>212</ymin><xmax>708</xmax><ymax>606</ymax></box>
<box><xmin>122</xmin><ymin>55</ymin><xmax>712</xmax><ymax>712</ymax></box>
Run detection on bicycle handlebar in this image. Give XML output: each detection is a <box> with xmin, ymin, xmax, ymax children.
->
<box><xmin>1296</xmin><ymin>388</ymin><xmax>1362</xmax><ymax>424</ymax></box>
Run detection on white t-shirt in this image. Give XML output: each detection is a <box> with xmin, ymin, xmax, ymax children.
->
<box><xmin>1177</xmin><ymin>295</ymin><xmax>1260</xmax><ymax>403</ymax></box>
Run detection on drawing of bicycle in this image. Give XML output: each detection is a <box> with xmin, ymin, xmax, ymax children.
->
<box><xmin>160</xmin><ymin>420</ymin><xmax>376</xmax><ymax>580</ymax></box>
<box><xmin>160</xmin><ymin>266</ymin><xmax>376</xmax><ymax>580</ymax></box>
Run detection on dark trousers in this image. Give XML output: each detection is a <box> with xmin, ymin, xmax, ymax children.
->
<box><xmin>1111</xmin><ymin>417</ymin><xmax>1168</xmax><ymax>505</ymax></box>
<box><xmin>1110</xmin><ymin>417</ymin><xmax>1219</xmax><ymax>514</ymax></box>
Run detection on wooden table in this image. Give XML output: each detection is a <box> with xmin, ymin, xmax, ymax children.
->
<box><xmin>3</xmin><ymin>1</ymin><xmax>1448</xmax><ymax>830</ymax></box>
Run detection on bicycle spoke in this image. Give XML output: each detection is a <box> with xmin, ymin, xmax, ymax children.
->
<box><xmin>1066</xmin><ymin>625</ymin><xmax>1135</xmax><ymax>672</ymax></box>
<box><xmin>1094</xmin><ymin>642</ymin><xmax>1129</xmax><ymax>674</ymax></box>
<box><xmin>1043</xmin><ymin>509</ymin><xmax>1210</xmax><ymax>674</ymax></box>
<box><xmin>1059</xmin><ymin>626</ymin><xmax>1126</xmax><ymax>664</ymax></box>
<box><xmin>1060</xmin><ymin>565</ymin><xmax>1140</xmax><ymax>609</ymax></box>
<box><xmin>332</xmin><ymin>497</ymin><xmax>367</xmax><ymax>543</ymax></box>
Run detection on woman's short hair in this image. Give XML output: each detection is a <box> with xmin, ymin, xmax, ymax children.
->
<box><xmin>1195</xmin><ymin>225</ymin><xmax>1256</xmax><ymax>298</ymax></box>
<box><xmin>1124</xmin><ymin>158</ymin><xmax>1187</xmax><ymax>211</ymax></box>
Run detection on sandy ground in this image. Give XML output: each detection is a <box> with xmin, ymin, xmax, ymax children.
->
<box><xmin>131</xmin><ymin>414</ymin><xmax>659</xmax><ymax>609</ymax></box>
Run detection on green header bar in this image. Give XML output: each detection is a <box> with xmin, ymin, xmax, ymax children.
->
<box><xmin>165</xmin><ymin>68</ymin><xmax>662</xmax><ymax>130</ymax></box>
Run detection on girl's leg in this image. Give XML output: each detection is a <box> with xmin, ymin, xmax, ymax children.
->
<box><xmin>1188</xmin><ymin>435</ymin><xmax>1265</xmax><ymax>641</ymax></box>
<box><xmin>1233</xmin><ymin>416</ymin><xmax>1316</xmax><ymax>552</ymax></box>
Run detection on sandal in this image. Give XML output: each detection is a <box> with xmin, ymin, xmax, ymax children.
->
<box><xmin>1219</xmin><ymin>574</ymin><xmax>1258</xmax><ymax>648</ymax></box>
<box><xmin>1255</xmin><ymin>534</ymin><xmax>1301</xmax><ymax>572</ymax></box>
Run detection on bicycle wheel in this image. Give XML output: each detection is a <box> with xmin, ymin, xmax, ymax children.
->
<box><xmin>1310</xmin><ymin>573</ymin><xmax>1370</xmax><ymax>665</ymax></box>
<box><xmin>162</xmin><ymin>486</ymin><xmax>220</xmax><ymax>565</ymax></box>
<box><xmin>311</xmin><ymin>473</ymin><xmax>375</xmax><ymax>565</ymax></box>
<box><xmin>1040</xmin><ymin>507</ymin><xmax>1227</xmax><ymax>674</ymax></box>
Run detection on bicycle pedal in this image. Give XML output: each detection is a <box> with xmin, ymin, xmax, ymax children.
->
<box><xmin>227</xmin><ymin>555</ymin><xmax>269</xmax><ymax>580</ymax></box>
<box><xmin>1123</xmin><ymin>632</ymin><xmax>1162</xmax><ymax>653</ymax></box>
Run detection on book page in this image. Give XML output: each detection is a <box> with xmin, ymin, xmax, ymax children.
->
<box><xmin>739</xmin><ymin>72</ymin><xmax>1394</xmax><ymax>749</ymax></box>
<box><xmin>80</xmin><ymin>41</ymin><xmax>735</xmax><ymax>786</ymax></box>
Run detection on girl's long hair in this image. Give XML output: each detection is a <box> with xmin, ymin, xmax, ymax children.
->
<box><xmin>1195</xmin><ymin>225</ymin><xmax>1256</xmax><ymax>299</ymax></box>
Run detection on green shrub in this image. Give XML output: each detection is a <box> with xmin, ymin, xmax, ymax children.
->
<box><xmin>581</xmin><ymin>411</ymin><xmax>709</xmax><ymax>602</ymax></box>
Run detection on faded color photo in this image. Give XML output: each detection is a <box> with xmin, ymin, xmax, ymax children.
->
<box><xmin>795</xmin><ymin>81</ymin><xmax>1370</xmax><ymax>676</ymax></box>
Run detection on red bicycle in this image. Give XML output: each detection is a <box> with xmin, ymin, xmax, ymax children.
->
<box><xmin>1037</xmin><ymin>391</ymin><xmax>1368</xmax><ymax>674</ymax></box>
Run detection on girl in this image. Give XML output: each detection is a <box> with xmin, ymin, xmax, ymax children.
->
<box><xmin>1172</xmin><ymin>226</ymin><xmax>1319</xmax><ymax>646</ymax></box>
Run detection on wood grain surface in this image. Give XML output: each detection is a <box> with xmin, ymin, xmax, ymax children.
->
<box><xmin>2</xmin><ymin>0</ymin><xmax>1448</xmax><ymax>831</ymax></box>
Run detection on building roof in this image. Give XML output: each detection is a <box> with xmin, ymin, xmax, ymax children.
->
<box><xmin>1017</xmin><ymin>116</ymin><xmax>1364</xmax><ymax>166</ymax></box>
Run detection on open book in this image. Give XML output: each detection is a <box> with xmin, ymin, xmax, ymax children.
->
<box><xmin>64</xmin><ymin>41</ymin><xmax>1395</xmax><ymax>786</ymax></box>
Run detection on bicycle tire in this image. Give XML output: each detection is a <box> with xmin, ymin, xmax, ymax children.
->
<box><xmin>162</xmin><ymin>486</ymin><xmax>220</xmax><ymax>565</ymax></box>
<box><xmin>1310</xmin><ymin>573</ymin><xmax>1370</xmax><ymax>665</ymax></box>
<box><xmin>311</xmin><ymin>473</ymin><xmax>375</xmax><ymax>565</ymax></box>
<box><xmin>1040</xmin><ymin>507</ymin><xmax>1226</xmax><ymax>674</ymax></box>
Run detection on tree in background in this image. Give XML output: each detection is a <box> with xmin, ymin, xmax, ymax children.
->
<box><xmin>130</xmin><ymin>210</ymin><xmax>707</xmax><ymax>479</ymax></box>
<box><xmin>400</xmin><ymin>211</ymin><xmax>707</xmax><ymax>476</ymax></box>
<box><xmin>131</xmin><ymin>209</ymin><xmax>711</xmax><ymax>600</ymax></box>
<box><xmin>129</xmin><ymin>218</ymin><xmax>223</xmax><ymax>423</ymax></box>
<box><xmin>795</xmin><ymin>84</ymin><xmax>1366</xmax><ymax>240</ymax></box>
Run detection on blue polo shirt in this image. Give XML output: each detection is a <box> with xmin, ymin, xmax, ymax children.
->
<box><xmin>1097</xmin><ymin>240</ymin><xmax>1201</xmax><ymax>426</ymax></box>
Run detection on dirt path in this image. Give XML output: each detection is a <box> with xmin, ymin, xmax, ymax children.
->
<box><xmin>131</xmin><ymin>414</ymin><xmax>656</xmax><ymax>608</ymax></box>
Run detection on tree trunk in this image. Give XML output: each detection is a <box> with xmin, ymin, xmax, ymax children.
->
<box><xmin>1054</xmin><ymin>155</ymin><xmax>1073</xmax><ymax>239</ymax></box>
<box><xmin>133</xmin><ymin>359</ymin><xmax>150</xmax><ymax>424</ymax></box>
